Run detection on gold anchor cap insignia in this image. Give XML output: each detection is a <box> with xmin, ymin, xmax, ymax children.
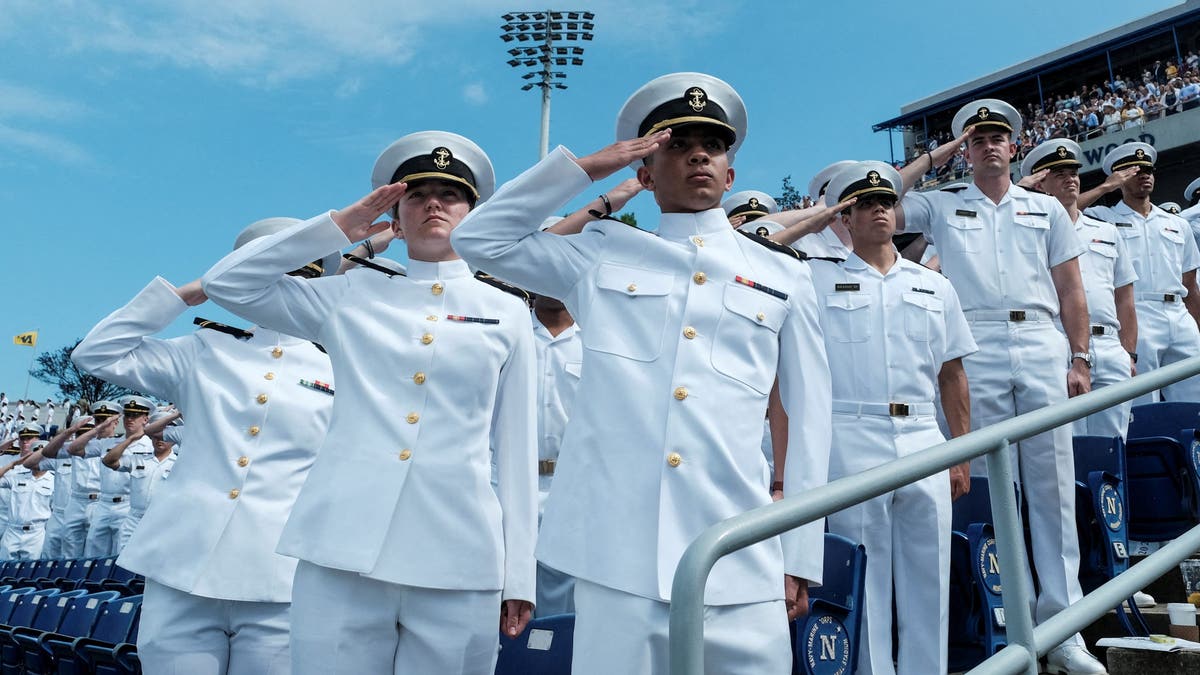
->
<box><xmin>1134</xmin><ymin>148</ymin><xmax>1146</xmax><ymax>159</ymax></box>
<box><xmin>977</xmin><ymin>106</ymin><xmax>990</xmax><ymax>119</ymax></box>
<box><xmin>686</xmin><ymin>87</ymin><xmax>708</xmax><ymax>112</ymax></box>
<box><xmin>432</xmin><ymin>147</ymin><xmax>452</xmax><ymax>170</ymax></box>
<box><xmin>1056</xmin><ymin>146</ymin><xmax>1068</xmax><ymax>158</ymax></box>
<box><xmin>756</xmin><ymin>226</ymin><xmax>769</xmax><ymax>237</ymax></box>
<box><xmin>867</xmin><ymin>170</ymin><xmax>881</xmax><ymax>186</ymax></box>
<box><xmin>749</xmin><ymin>197</ymin><xmax>760</xmax><ymax>208</ymax></box>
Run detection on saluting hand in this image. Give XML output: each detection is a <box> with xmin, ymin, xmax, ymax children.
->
<box><xmin>331</xmin><ymin>183</ymin><xmax>408</xmax><ymax>243</ymax></box>
<box><xmin>575</xmin><ymin>129</ymin><xmax>671</xmax><ymax>182</ymax></box>
<box><xmin>500</xmin><ymin>599</ymin><xmax>533</xmax><ymax>638</ymax></box>
<box><xmin>1016</xmin><ymin>169</ymin><xmax>1048</xmax><ymax>191</ymax></box>
<box><xmin>605</xmin><ymin>177</ymin><xmax>645</xmax><ymax>212</ymax></box>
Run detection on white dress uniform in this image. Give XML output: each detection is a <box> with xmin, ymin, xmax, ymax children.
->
<box><xmin>532</xmin><ymin>312</ymin><xmax>583</xmax><ymax>617</ymax></box>
<box><xmin>62</xmin><ymin>448</ymin><xmax>102</xmax><ymax>559</ymax></box>
<box><xmin>1084</xmin><ymin>199</ymin><xmax>1200</xmax><ymax>404</ymax></box>
<box><xmin>452</xmin><ymin>99</ymin><xmax>832</xmax><ymax>675</ymax></box>
<box><xmin>814</xmin><ymin>162</ymin><xmax>978</xmax><ymax>675</ymax></box>
<box><xmin>1067</xmin><ymin>215</ymin><xmax>1138</xmax><ymax>438</ymax></box>
<box><xmin>1182</xmin><ymin>177</ymin><xmax>1200</xmax><ymax>246</ymax></box>
<box><xmin>83</xmin><ymin>437</ymin><xmax>133</xmax><ymax>557</ymax></box>
<box><xmin>796</xmin><ymin>226</ymin><xmax>852</xmax><ymax>260</ymax></box>
<box><xmin>202</xmin><ymin>204</ymin><xmax>538</xmax><ymax>672</ymax></box>
<box><xmin>902</xmin><ymin>176</ymin><xmax>1089</xmax><ymax>628</ymax></box>
<box><xmin>70</xmin><ymin>275</ymin><xmax>335</xmax><ymax>675</ymax></box>
<box><xmin>0</xmin><ymin>465</ymin><xmax>55</xmax><ymax>560</ymax></box>
<box><xmin>37</xmin><ymin>454</ymin><xmax>73</xmax><ymax>559</ymax></box>
<box><xmin>113</xmin><ymin>441</ymin><xmax>174</xmax><ymax>549</ymax></box>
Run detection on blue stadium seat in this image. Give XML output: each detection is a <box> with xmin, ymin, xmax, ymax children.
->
<box><xmin>0</xmin><ymin>589</ymin><xmax>37</xmax><ymax>626</ymax></box>
<box><xmin>1125</xmin><ymin>435</ymin><xmax>1200</xmax><ymax>541</ymax></box>
<box><xmin>494</xmin><ymin>613</ymin><xmax>574</xmax><ymax>675</ymax></box>
<box><xmin>72</xmin><ymin>595</ymin><xmax>141</xmax><ymax>675</ymax></box>
<box><xmin>0</xmin><ymin>588</ymin><xmax>62</xmax><ymax>674</ymax></box>
<box><xmin>1128</xmin><ymin>402</ymin><xmax>1200</xmax><ymax>441</ymax></box>
<box><xmin>38</xmin><ymin>590</ymin><xmax>121</xmax><ymax>675</ymax></box>
<box><xmin>99</xmin><ymin>565</ymin><xmax>142</xmax><ymax>596</ymax></box>
<box><xmin>948</xmin><ymin>477</ymin><xmax>1008</xmax><ymax>672</ymax></box>
<box><xmin>51</xmin><ymin>560</ymin><xmax>95</xmax><ymax>592</ymax></box>
<box><xmin>9</xmin><ymin>589</ymin><xmax>90</xmax><ymax>675</ymax></box>
<box><xmin>79</xmin><ymin>559</ymin><xmax>119</xmax><ymax>594</ymax></box>
<box><xmin>794</xmin><ymin>533</ymin><xmax>866</xmax><ymax>675</ymax></box>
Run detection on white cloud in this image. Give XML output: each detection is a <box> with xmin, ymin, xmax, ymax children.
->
<box><xmin>0</xmin><ymin>123</ymin><xmax>93</xmax><ymax>167</ymax></box>
<box><xmin>335</xmin><ymin>77</ymin><xmax>363</xmax><ymax>99</ymax></box>
<box><xmin>462</xmin><ymin>83</ymin><xmax>488</xmax><ymax>105</ymax></box>
<box><xmin>0</xmin><ymin>81</ymin><xmax>89</xmax><ymax>122</ymax></box>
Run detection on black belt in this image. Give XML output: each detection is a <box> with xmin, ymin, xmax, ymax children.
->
<box><xmin>105</xmin><ymin>496</ymin><xmax>124</xmax><ymax>503</ymax></box>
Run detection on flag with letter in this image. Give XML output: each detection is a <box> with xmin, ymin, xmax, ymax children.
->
<box><xmin>13</xmin><ymin>331</ymin><xmax>37</xmax><ymax>347</ymax></box>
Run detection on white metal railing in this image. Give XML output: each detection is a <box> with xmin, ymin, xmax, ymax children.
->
<box><xmin>668</xmin><ymin>355</ymin><xmax>1200</xmax><ymax>675</ymax></box>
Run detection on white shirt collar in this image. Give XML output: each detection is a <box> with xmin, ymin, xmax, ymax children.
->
<box><xmin>657</xmin><ymin>208</ymin><xmax>733</xmax><ymax>242</ymax></box>
<box><xmin>405</xmin><ymin>258</ymin><xmax>472</xmax><ymax>281</ymax></box>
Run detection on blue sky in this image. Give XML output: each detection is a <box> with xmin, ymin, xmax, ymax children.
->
<box><xmin>0</xmin><ymin>0</ymin><xmax>1181</xmax><ymax>400</ymax></box>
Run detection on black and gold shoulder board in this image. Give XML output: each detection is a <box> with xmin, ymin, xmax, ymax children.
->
<box><xmin>342</xmin><ymin>253</ymin><xmax>406</xmax><ymax>277</ymax></box>
<box><xmin>587</xmin><ymin>210</ymin><xmax>643</xmax><ymax>229</ymax></box>
<box><xmin>736</xmin><ymin>229</ymin><xmax>804</xmax><ymax>261</ymax></box>
<box><xmin>193</xmin><ymin>317</ymin><xmax>253</xmax><ymax>340</ymax></box>
<box><xmin>474</xmin><ymin>272</ymin><xmax>532</xmax><ymax>303</ymax></box>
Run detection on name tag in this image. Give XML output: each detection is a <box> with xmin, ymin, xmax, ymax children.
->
<box><xmin>1015</xmin><ymin>211</ymin><xmax>1048</xmax><ymax>217</ymax></box>
<box><xmin>955</xmin><ymin>209</ymin><xmax>977</xmax><ymax>218</ymax></box>
<box><xmin>911</xmin><ymin>287</ymin><xmax>934</xmax><ymax>295</ymax></box>
<box><xmin>446</xmin><ymin>315</ymin><xmax>500</xmax><ymax>324</ymax></box>
<box><xmin>834</xmin><ymin>283</ymin><xmax>860</xmax><ymax>292</ymax></box>
<box><xmin>1090</xmin><ymin>238</ymin><xmax>1115</xmax><ymax>246</ymax></box>
<box><xmin>1165</xmin><ymin>227</ymin><xmax>1180</xmax><ymax>234</ymax></box>
<box><xmin>1115</xmin><ymin>222</ymin><xmax>1133</xmax><ymax>228</ymax></box>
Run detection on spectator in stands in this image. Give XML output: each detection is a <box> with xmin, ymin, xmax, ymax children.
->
<box><xmin>1122</xmin><ymin>100</ymin><xmax>1145</xmax><ymax>129</ymax></box>
<box><xmin>70</xmin><ymin>218</ymin><xmax>338</xmax><ymax>674</ymax></box>
<box><xmin>1082</xmin><ymin>106</ymin><xmax>1101</xmax><ymax>138</ymax></box>
<box><xmin>897</xmin><ymin>98</ymin><xmax>1105</xmax><ymax>675</ymax></box>
<box><xmin>1101</xmin><ymin>102</ymin><xmax>1122</xmax><ymax>133</ymax></box>
<box><xmin>452</xmin><ymin>72</ymin><xmax>834</xmax><ymax>675</ymax></box>
<box><xmin>203</xmin><ymin>131</ymin><xmax>538</xmax><ymax>675</ymax></box>
<box><xmin>1166</xmin><ymin>60</ymin><xmax>1180</xmax><ymax>81</ymax></box>
<box><xmin>1187</xmin><ymin>50</ymin><xmax>1199</xmax><ymax>71</ymax></box>
<box><xmin>1179</xmin><ymin>75</ymin><xmax>1200</xmax><ymax>110</ymax></box>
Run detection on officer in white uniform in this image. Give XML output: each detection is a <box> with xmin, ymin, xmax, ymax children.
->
<box><xmin>1</xmin><ymin>424</ymin><xmax>43</xmax><ymax>548</ymax></box>
<box><xmin>202</xmin><ymin>131</ymin><xmax>537</xmax><ymax>675</ymax></box>
<box><xmin>82</xmin><ymin>398</ymin><xmax>146</xmax><ymax>557</ymax></box>
<box><xmin>1179</xmin><ymin>176</ymin><xmax>1200</xmax><ymax>246</ymax></box>
<box><xmin>56</xmin><ymin>403</ymin><xmax>117</xmax><ymax>558</ymax></box>
<box><xmin>528</xmin><ymin>251</ymin><xmax>584</xmax><ymax>618</ymax></box>
<box><xmin>98</xmin><ymin>397</ymin><xmax>173</xmax><ymax>549</ymax></box>
<box><xmin>29</xmin><ymin>429</ymin><xmax>72</xmax><ymax>559</ymax></box>
<box><xmin>796</xmin><ymin>160</ymin><xmax>858</xmax><ymax>260</ymax></box>
<box><xmin>813</xmin><ymin>162</ymin><xmax>976</xmax><ymax>675</ymax></box>
<box><xmin>1022</xmin><ymin>140</ymin><xmax>1139</xmax><ymax>439</ymax></box>
<box><xmin>71</xmin><ymin>222</ymin><xmax>338</xmax><ymax>675</ymax></box>
<box><xmin>452</xmin><ymin>72</ymin><xmax>833</xmax><ymax>675</ymax></box>
<box><xmin>0</xmin><ymin>434</ymin><xmax>55</xmax><ymax>560</ymax></box>
<box><xmin>723</xmin><ymin>190</ymin><xmax>778</xmax><ymax>232</ymax></box>
<box><xmin>899</xmin><ymin>99</ymin><xmax>1104</xmax><ymax>674</ymax></box>
<box><xmin>1085</xmin><ymin>143</ymin><xmax>1200</xmax><ymax>405</ymax></box>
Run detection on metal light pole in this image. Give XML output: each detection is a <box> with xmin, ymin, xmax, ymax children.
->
<box><xmin>500</xmin><ymin>10</ymin><xmax>595</xmax><ymax>158</ymax></box>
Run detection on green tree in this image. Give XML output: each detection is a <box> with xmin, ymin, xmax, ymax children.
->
<box><xmin>31</xmin><ymin>340</ymin><xmax>137</xmax><ymax>406</ymax></box>
<box><xmin>617</xmin><ymin>212</ymin><xmax>638</xmax><ymax>227</ymax></box>
<box><xmin>778</xmin><ymin>175</ymin><xmax>803</xmax><ymax>210</ymax></box>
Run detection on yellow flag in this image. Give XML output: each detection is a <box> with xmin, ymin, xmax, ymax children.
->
<box><xmin>13</xmin><ymin>331</ymin><xmax>37</xmax><ymax>347</ymax></box>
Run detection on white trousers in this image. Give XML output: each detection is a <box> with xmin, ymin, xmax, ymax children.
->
<box><xmin>535</xmin><ymin>561</ymin><xmax>576</xmax><ymax>617</ymax></box>
<box><xmin>964</xmin><ymin>321</ymin><xmax>1084</xmax><ymax>624</ymax></box>
<box><xmin>85</xmin><ymin>499</ymin><xmax>129</xmax><ymax>558</ymax></box>
<box><xmin>41</xmin><ymin>508</ymin><xmax>66</xmax><ymax>559</ymax></box>
<box><xmin>290</xmin><ymin>560</ymin><xmax>502</xmax><ymax>675</ymax></box>
<box><xmin>827</xmin><ymin>416</ymin><xmax>950</xmax><ymax>675</ymax></box>
<box><xmin>1134</xmin><ymin>300</ymin><xmax>1200</xmax><ymax>404</ymax></box>
<box><xmin>138</xmin><ymin>579</ymin><xmax>291</xmax><ymax>675</ymax></box>
<box><xmin>118</xmin><ymin>508</ymin><xmax>145</xmax><ymax>551</ymax></box>
<box><xmin>1</xmin><ymin>525</ymin><xmax>45</xmax><ymax>560</ymax></box>
<box><xmin>571</xmin><ymin>579</ymin><xmax>791</xmax><ymax>675</ymax></box>
<box><xmin>1072</xmin><ymin>333</ymin><xmax>1133</xmax><ymax>439</ymax></box>
<box><xmin>61</xmin><ymin>495</ymin><xmax>96</xmax><ymax>559</ymax></box>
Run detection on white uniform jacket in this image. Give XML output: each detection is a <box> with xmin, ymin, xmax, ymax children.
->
<box><xmin>37</xmin><ymin>456</ymin><xmax>73</xmax><ymax>515</ymax></box>
<box><xmin>2</xmin><ymin>466</ymin><xmax>53</xmax><ymax>529</ymax></box>
<box><xmin>1072</xmin><ymin>215</ymin><xmax>1138</xmax><ymax>331</ymax></box>
<box><xmin>70</xmin><ymin>277</ymin><xmax>334</xmax><ymax>602</ymax></box>
<box><xmin>451</xmin><ymin>148</ymin><xmax>833</xmax><ymax>605</ymax></box>
<box><xmin>85</xmin><ymin>439</ymin><xmax>133</xmax><ymax>499</ymax></box>
<box><xmin>1085</xmin><ymin>202</ymin><xmax>1200</xmax><ymax>297</ymax></box>
<box><xmin>113</xmin><ymin>443</ymin><xmax>174</xmax><ymax>513</ymax></box>
<box><xmin>202</xmin><ymin>217</ymin><xmax>538</xmax><ymax>603</ymax></box>
<box><xmin>533</xmin><ymin>315</ymin><xmax>582</xmax><ymax>514</ymax></box>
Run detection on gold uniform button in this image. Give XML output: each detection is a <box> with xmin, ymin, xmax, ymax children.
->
<box><xmin>426</xmin><ymin>315</ymin><xmax>438</xmax><ymax>322</ymax></box>
<box><xmin>237</xmin><ymin>456</ymin><xmax>249</xmax><ymax>468</ymax></box>
<box><xmin>692</xmin><ymin>236</ymin><xmax>704</xmax><ymax>247</ymax></box>
<box><xmin>673</xmin><ymin>387</ymin><xmax>689</xmax><ymax>401</ymax></box>
<box><xmin>228</xmin><ymin>489</ymin><xmax>240</xmax><ymax>499</ymax></box>
<box><xmin>399</xmin><ymin>449</ymin><xmax>412</xmax><ymax>461</ymax></box>
<box><xmin>683</xmin><ymin>326</ymin><xmax>697</xmax><ymax>340</ymax></box>
<box><xmin>627</xmin><ymin>283</ymin><xmax>637</xmax><ymax>293</ymax></box>
<box><xmin>413</xmin><ymin>372</ymin><xmax>426</xmax><ymax>385</ymax></box>
<box><xmin>264</xmin><ymin>372</ymin><xmax>275</xmax><ymax>380</ymax></box>
<box><xmin>693</xmin><ymin>272</ymin><xmax>707</xmax><ymax>285</ymax></box>
<box><xmin>756</xmin><ymin>312</ymin><xmax>766</xmax><ymax>321</ymax></box>
<box><xmin>406</xmin><ymin>413</ymin><xmax>420</xmax><ymax>424</ymax></box>
<box><xmin>248</xmin><ymin>426</ymin><xmax>260</xmax><ymax>436</ymax></box>
<box><xmin>667</xmin><ymin>453</ymin><xmax>683</xmax><ymax>467</ymax></box>
<box><xmin>421</xmin><ymin>333</ymin><xmax>434</xmax><ymax>345</ymax></box>
<box><xmin>271</xmin><ymin>347</ymin><xmax>283</xmax><ymax>358</ymax></box>
<box><xmin>256</xmin><ymin>394</ymin><xmax>268</xmax><ymax>404</ymax></box>
<box><xmin>431</xmin><ymin>283</ymin><xmax>444</xmax><ymax>296</ymax></box>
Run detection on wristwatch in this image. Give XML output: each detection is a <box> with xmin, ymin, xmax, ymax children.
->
<box><xmin>1128</xmin><ymin>351</ymin><xmax>1138</xmax><ymax>363</ymax></box>
<box><xmin>1071</xmin><ymin>352</ymin><xmax>1094</xmax><ymax>369</ymax></box>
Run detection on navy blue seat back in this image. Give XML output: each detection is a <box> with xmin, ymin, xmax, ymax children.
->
<box><xmin>28</xmin><ymin>589</ymin><xmax>86</xmax><ymax>632</ymax></box>
<box><xmin>2</xmin><ymin>588</ymin><xmax>58</xmax><ymax>629</ymax></box>
<box><xmin>88</xmin><ymin>595</ymin><xmax>142</xmax><ymax>644</ymax></box>
<box><xmin>0</xmin><ymin>589</ymin><xmax>35</xmax><ymax>624</ymax></box>
<box><xmin>1125</xmin><ymin>436</ymin><xmax>1200</xmax><ymax>541</ymax></box>
<box><xmin>494</xmin><ymin>613</ymin><xmax>574</xmax><ymax>675</ymax></box>
<box><xmin>795</xmin><ymin>533</ymin><xmax>867</xmax><ymax>675</ymax></box>
<box><xmin>56</xmin><ymin>591</ymin><xmax>121</xmax><ymax>639</ymax></box>
<box><xmin>1128</xmin><ymin>402</ymin><xmax>1200</xmax><ymax>441</ymax></box>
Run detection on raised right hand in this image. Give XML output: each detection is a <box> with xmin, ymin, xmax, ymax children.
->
<box><xmin>574</xmin><ymin>130</ymin><xmax>670</xmax><ymax>182</ymax></box>
<box><xmin>331</xmin><ymin>183</ymin><xmax>408</xmax><ymax>242</ymax></box>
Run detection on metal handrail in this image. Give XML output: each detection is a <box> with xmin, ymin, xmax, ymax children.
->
<box><xmin>669</xmin><ymin>354</ymin><xmax>1200</xmax><ymax>675</ymax></box>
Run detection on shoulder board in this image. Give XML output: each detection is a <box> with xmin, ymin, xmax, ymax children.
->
<box><xmin>736</xmin><ymin>229</ymin><xmax>804</xmax><ymax>261</ymax></box>
<box><xmin>807</xmin><ymin>255</ymin><xmax>847</xmax><ymax>263</ymax></box>
<box><xmin>474</xmin><ymin>272</ymin><xmax>532</xmax><ymax>304</ymax></box>
<box><xmin>587</xmin><ymin>210</ymin><xmax>642</xmax><ymax>229</ymax></box>
<box><xmin>193</xmin><ymin>317</ymin><xmax>253</xmax><ymax>340</ymax></box>
<box><xmin>342</xmin><ymin>253</ymin><xmax>405</xmax><ymax>277</ymax></box>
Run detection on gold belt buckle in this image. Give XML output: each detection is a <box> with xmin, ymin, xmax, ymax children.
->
<box><xmin>888</xmin><ymin>402</ymin><xmax>910</xmax><ymax>416</ymax></box>
<box><xmin>538</xmin><ymin>459</ymin><xmax>556</xmax><ymax>476</ymax></box>
<box><xmin>1091</xmin><ymin>326</ymin><xmax>1105</xmax><ymax>336</ymax></box>
<box><xmin>1009</xmin><ymin>310</ymin><xmax>1026</xmax><ymax>321</ymax></box>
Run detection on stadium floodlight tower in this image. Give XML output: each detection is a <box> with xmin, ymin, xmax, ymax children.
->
<box><xmin>500</xmin><ymin>10</ymin><xmax>595</xmax><ymax>158</ymax></box>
